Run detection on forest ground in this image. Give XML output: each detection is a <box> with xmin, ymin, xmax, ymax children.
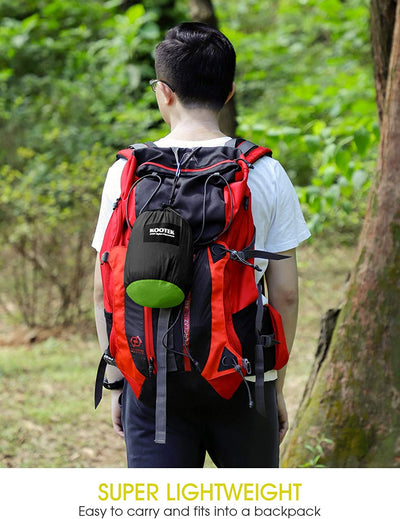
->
<box><xmin>0</xmin><ymin>240</ymin><xmax>357</xmax><ymax>468</ymax></box>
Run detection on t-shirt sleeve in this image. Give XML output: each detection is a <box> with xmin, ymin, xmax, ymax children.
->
<box><xmin>248</xmin><ymin>157</ymin><xmax>311</xmax><ymax>254</ymax></box>
<box><xmin>265</xmin><ymin>161</ymin><xmax>311</xmax><ymax>252</ymax></box>
<box><xmin>91</xmin><ymin>158</ymin><xmax>126</xmax><ymax>253</ymax></box>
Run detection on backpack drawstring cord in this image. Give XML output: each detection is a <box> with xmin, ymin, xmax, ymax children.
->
<box><xmin>222</xmin><ymin>356</ymin><xmax>254</xmax><ymax>409</ymax></box>
<box><xmin>234</xmin><ymin>363</ymin><xmax>254</xmax><ymax>409</ymax></box>
<box><xmin>194</xmin><ymin>173</ymin><xmax>234</xmax><ymax>245</ymax></box>
<box><xmin>161</xmin><ymin>306</ymin><xmax>201</xmax><ymax>373</ymax></box>
<box><xmin>126</xmin><ymin>173</ymin><xmax>162</xmax><ymax>228</ymax></box>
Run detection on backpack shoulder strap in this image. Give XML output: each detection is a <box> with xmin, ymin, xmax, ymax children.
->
<box><xmin>116</xmin><ymin>149</ymin><xmax>132</xmax><ymax>161</ymax></box>
<box><xmin>225</xmin><ymin>137</ymin><xmax>272</xmax><ymax>163</ymax></box>
<box><xmin>115</xmin><ymin>142</ymin><xmax>155</xmax><ymax>198</ymax></box>
<box><xmin>116</xmin><ymin>142</ymin><xmax>154</xmax><ymax>161</ymax></box>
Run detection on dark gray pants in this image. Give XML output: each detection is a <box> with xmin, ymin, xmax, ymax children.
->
<box><xmin>121</xmin><ymin>375</ymin><xmax>279</xmax><ymax>468</ymax></box>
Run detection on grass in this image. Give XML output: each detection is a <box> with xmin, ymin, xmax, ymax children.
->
<box><xmin>0</xmin><ymin>333</ymin><xmax>126</xmax><ymax>467</ymax></box>
<box><xmin>0</xmin><ymin>241</ymin><xmax>357</xmax><ymax>468</ymax></box>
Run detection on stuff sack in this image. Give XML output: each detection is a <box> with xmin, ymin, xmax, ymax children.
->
<box><xmin>124</xmin><ymin>206</ymin><xmax>193</xmax><ymax>308</ymax></box>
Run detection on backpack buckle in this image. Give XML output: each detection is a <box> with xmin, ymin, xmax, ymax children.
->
<box><xmin>229</xmin><ymin>249</ymin><xmax>261</xmax><ymax>271</ymax></box>
<box><xmin>230</xmin><ymin>250</ymin><xmax>245</xmax><ymax>262</ymax></box>
<box><xmin>103</xmin><ymin>348</ymin><xmax>117</xmax><ymax>366</ymax></box>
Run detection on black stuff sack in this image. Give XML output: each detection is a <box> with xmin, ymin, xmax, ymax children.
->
<box><xmin>124</xmin><ymin>206</ymin><xmax>193</xmax><ymax>308</ymax></box>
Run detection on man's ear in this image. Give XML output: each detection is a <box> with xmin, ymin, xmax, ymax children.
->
<box><xmin>158</xmin><ymin>81</ymin><xmax>175</xmax><ymax>105</ymax></box>
<box><xmin>225</xmin><ymin>82</ymin><xmax>236</xmax><ymax>104</ymax></box>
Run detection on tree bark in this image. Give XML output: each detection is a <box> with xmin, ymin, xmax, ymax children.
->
<box><xmin>370</xmin><ymin>0</ymin><xmax>397</xmax><ymax>123</ymax></box>
<box><xmin>189</xmin><ymin>0</ymin><xmax>218</xmax><ymax>27</ymax></box>
<box><xmin>282</xmin><ymin>0</ymin><xmax>400</xmax><ymax>467</ymax></box>
<box><xmin>189</xmin><ymin>0</ymin><xmax>238</xmax><ymax>136</ymax></box>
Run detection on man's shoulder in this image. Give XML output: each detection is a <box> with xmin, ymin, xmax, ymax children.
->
<box><xmin>252</xmin><ymin>153</ymin><xmax>281</xmax><ymax>171</ymax></box>
<box><xmin>249</xmin><ymin>155</ymin><xmax>299</xmax><ymax>208</ymax></box>
<box><xmin>251</xmin><ymin>154</ymin><xmax>285</xmax><ymax>186</ymax></box>
<box><xmin>108</xmin><ymin>156</ymin><xmax>127</xmax><ymax>175</ymax></box>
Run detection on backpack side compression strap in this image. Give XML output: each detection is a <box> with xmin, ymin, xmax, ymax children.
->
<box><xmin>94</xmin><ymin>348</ymin><xmax>118</xmax><ymax>409</ymax></box>
<box><xmin>94</xmin><ymin>355</ymin><xmax>107</xmax><ymax>409</ymax></box>
<box><xmin>154</xmin><ymin>309</ymin><xmax>171</xmax><ymax>444</ymax></box>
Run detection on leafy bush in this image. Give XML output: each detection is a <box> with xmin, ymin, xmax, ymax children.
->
<box><xmin>216</xmin><ymin>0</ymin><xmax>377</xmax><ymax>236</ymax></box>
<box><xmin>0</xmin><ymin>144</ymin><xmax>109</xmax><ymax>326</ymax></box>
<box><xmin>0</xmin><ymin>0</ymin><xmax>176</xmax><ymax>326</ymax></box>
<box><xmin>0</xmin><ymin>0</ymin><xmax>378</xmax><ymax>325</ymax></box>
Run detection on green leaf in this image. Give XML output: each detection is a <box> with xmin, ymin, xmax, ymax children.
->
<box><xmin>354</xmin><ymin>127</ymin><xmax>370</xmax><ymax>156</ymax></box>
<box><xmin>335</xmin><ymin>149</ymin><xmax>351</xmax><ymax>173</ymax></box>
<box><xmin>126</xmin><ymin>4</ymin><xmax>146</xmax><ymax>24</ymax></box>
<box><xmin>304</xmin><ymin>135</ymin><xmax>321</xmax><ymax>153</ymax></box>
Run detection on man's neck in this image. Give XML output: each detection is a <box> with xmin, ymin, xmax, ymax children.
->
<box><xmin>166</xmin><ymin>107</ymin><xmax>227</xmax><ymax>141</ymax></box>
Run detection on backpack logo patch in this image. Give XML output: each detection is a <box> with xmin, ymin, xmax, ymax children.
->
<box><xmin>144</xmin><ymin>223</ymin><xmax>180</xmax><ymax>245</ymax></box>
<box><xmin>129</xmin><ymin>336</ymin><xmax>144</xmax><ymax>355</ymax></box>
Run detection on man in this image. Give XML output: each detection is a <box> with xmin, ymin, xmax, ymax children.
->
<box><xmin>92</xmin><ymin>22</ymin><xmax>310</xmax><ymax>467</ymax></box>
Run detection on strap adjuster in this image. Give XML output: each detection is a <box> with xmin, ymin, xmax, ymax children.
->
<box><xmin>258</xmin><ymin>334</ymin><xmax>279</xmax><ymax>348</ymax></box>
<box><xmin>100</xmin><ymin>251</ymin><xmax>109</xmax><ymax>265</ymax></box>
<box><xmin>103</xmin><ymin>378</ymin><xmax>124</xmax><ymax>390</ymax></box>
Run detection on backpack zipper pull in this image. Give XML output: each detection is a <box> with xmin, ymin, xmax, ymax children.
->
<box><xmin>100</xmin><ymin>252</ymin><xmax>109</xmax><ymax>265</ymax></box>
<box><xmin>243</xmin><ymin>358</ymin><xmax>252</xmax><ymax>375</ymax></box>
<box><xmin>149</xmin><ymin>357</ymin><xmax>155</xmax><ymax>377</ymax></box>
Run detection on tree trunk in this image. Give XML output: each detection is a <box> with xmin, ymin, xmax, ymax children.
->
<box><xmin>189</xmin><ymin>0</ymin><xmax>218</xmax><ymax>27</ymax></box>
<box><xmin>189</xmin><ymin>0</ymin><xmax>238</xmax><ymax>136</ymax></box>
<box><xmin>370</xmin><ymin>0</ymin><xmax>397</xmax><ymax>123</ymax></box>
<box><xmin>282</xmin><ymin>0</ymin><xmax>400</xmax><ymax>468</ymax></box>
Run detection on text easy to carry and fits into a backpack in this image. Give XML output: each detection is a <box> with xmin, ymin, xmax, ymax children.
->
<box><xmin>95</xmin><ymin>138</ymin><xmax>289</xmax><ymax>443</ymax></box>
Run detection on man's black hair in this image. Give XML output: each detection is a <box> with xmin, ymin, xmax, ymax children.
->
<box><xmin>155</xmin><ymin>22</ymin><xmax>236</xmax><ymax>111</ymax></box>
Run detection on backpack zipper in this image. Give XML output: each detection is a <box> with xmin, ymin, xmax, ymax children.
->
<box><xmin>182</xmin><ymin>295</ymin><xmax>192</xmax><ymax>371</ymax></box>
<box><xmin>137</xmin><ymin>159</ymin><xmax>239</xmax><ymax>175</ymax></box>
<box><xmin>144</xmin><ymin>307</ymin><xmax>156</xmax><ymax>375</ymax></box>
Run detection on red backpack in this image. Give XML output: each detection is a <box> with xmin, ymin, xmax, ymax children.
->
<box><xmin>95</xmin><ymin>138</ymin><xmax>289</xmax><ymax>443</ymax></box>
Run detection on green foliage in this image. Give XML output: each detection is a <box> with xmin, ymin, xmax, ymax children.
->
<box><xmin>296</xmin><ymin>118</ymin><xmax>378</xmax><ymax>236</ymax></box>
<box><xmin>0</xmin><ymin>0</ymin><xmax>183</xmax><ymax>325</ymax></box>
<box><xmin>215</xmin><ymin>0</ymin><xmax>377</xmax><ymax>237</ymax></box>
<box><xmin>0</xmin><ymin>0</ymin><xmax>164</xmax><ymax>165</ymax></box>
<box><xmin>0</xmin><ymin>0</ymin><xmax>378</xmax><ymax>325</ymax></box>
<box><xmin>0</xmin><ymin>144</ymin><xmax>109</xmax><ymax>326</ymax></box>
<box><xmin>299</xmin><ymin>437</ymin><xmax>334</xmax><ymax>468</ymax></box>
